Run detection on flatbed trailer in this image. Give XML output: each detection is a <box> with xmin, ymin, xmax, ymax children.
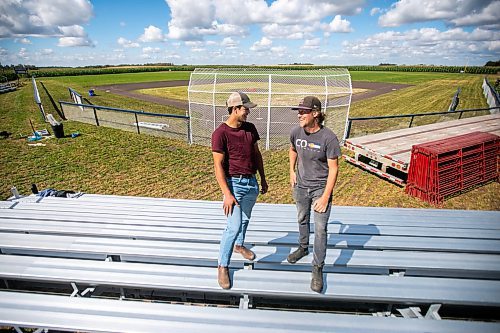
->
<box><xmin>343</xmin><ymin>114</ymin><xmax>500</xmax><ymax>185</ymax></box>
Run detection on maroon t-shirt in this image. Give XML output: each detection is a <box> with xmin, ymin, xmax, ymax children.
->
<box><xmin>211</xmin><ymin>122</ymin><xmax>260</xmax><ymax>177</ymax></box>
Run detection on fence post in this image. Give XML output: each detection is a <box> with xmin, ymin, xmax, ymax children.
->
<box><xmin>266</xmin><ymin>74</ymin><xmax>272</xmax><ymax>150</ymax></box>
<box><xmin>186</xmin><ymin>117</ymin><xmax>191</xmax><ymax>144</ymax></box>
<box><xmin>58</xmin><ymin>102</ymin><xmax>66</xmax><ymax>119</ymax></box>
<box><xmin>212</xmin><ymin>73</ymin><xmax>218</xmax><ymax>132</ymax></box>
<box><xmin>93</xmin><ymin>107</ymin><xmax>99</xmax><ymax>126</ymax></box>
<box><xmin>135</xmin><ymin>113</ymin><xmax>140</xmax><ymax>134</ymax></box>
<box><xmin>345</xmin><ymin>119</ymin><xmax>353</xmax><ymax>139</ymax></box>
<box><xmin>408</xmin><ymin>115</ymin><xmax>415</xmax><ymax>128</ymax></box>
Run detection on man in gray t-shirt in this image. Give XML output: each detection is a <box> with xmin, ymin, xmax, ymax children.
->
<box><xmin>287</xmin><ymin>96</ymin><xmax>340</xmax><ymax>293</ymax></box>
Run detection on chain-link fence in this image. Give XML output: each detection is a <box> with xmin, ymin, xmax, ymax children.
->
<box><xmin>188</xmin><ymin>68</ymin><xmax>352</xmax><ymax>149</ymax></box>
<box><xmin>60</xmin><ymin>101</ymin><xmax>190</xmax><ymax>142</ymax></box>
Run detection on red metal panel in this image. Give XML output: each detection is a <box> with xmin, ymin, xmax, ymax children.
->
<box><xmin>405</xmin><ymin>132</ymin><xmax>499</xmax><ymax>205</ymax></box>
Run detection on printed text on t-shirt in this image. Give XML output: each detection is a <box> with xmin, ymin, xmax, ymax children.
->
<box><xmin>295</xmin><ymin>139</ymin><xmax>321</xmax><ymax>151</ymax></box>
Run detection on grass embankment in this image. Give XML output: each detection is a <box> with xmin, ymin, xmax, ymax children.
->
<box><xmin>0</xmin><ymin>71</ymin><xmax>498</xmax><ymax>210</ymax></box>
<box><xmin>38</xmin><ymin>71</ymin><xmax>190</xmax><ymax>116</ymax></box>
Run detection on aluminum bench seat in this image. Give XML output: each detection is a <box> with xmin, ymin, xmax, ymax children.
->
<box><xmin>6</xmin><ymin>198</ymin><xmax>500</xmax><ymax>228</ymax></box>
<box><xmin>1</xmin><ymin>232</ymin><xmax>499</xmax><ymax>279</ymax></box>
<box><xmin>22</xmin><ymin>194</ymin><xmax>500</xmax><ymax>222</ymax></box>
<box><xmin>2</xmin><ymin>291</ymin><xmax>498</xmax><ymax>333</ymax></box>
<box><xmin>1</xmin><ymin>217</ymin><xmax>499</xmax><ymax>254</ymax></box>
<box><xmin>1</xmin><ymin>254</ymin><xmax>500</xmax><ymax>307</ymax></box>
<box><xmin>2</xmin><ymin>208</ymin><xmax>499</xmax><ymax>239</ymax></box>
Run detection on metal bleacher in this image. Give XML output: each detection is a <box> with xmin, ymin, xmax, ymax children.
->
<box><xmin>0</xmin><ymin>193</ymin><xmax>499</xmax><ymax>332</ymax></box>
<box><xmin>0</xmin><ymin>78</ymin><xmax>17</xmax><ymax>94</ymax></box>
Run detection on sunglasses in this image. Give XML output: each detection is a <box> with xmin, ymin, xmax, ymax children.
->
<box><xmin>297</xmin><ymin>109</ymin><xmax>313</xmax><ymax>115</ymax></box>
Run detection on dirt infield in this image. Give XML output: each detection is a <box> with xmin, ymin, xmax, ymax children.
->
<box><xmin>96</xmin><ymin>80</ymin><xmax>412</xmax><ymax>110</ymax></box>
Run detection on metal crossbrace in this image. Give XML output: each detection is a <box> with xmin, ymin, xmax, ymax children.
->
<box><xmin>14</xmin><ymin>327</ymin><xmax>47</xmax><ymax>333</ymax></box>
<box><xmin>70</xmin><ymin>282</ymin><xmax>95</xmax><ymax>298</ymax></box>
<box><xmin>425</xmin><ymin>304</ymin><xmax>442</xmax><ymax>320</ymax></box>
<box><xmin>397</xmin><ymin>306</ymin><xmax>424</xmax><ymax>318</ymax></box>
<box><xmin>239</xmin><ymin>294</ymin><xmax>251</xmax><ymax>310</ymax></box>
<box><xmin>397</xmin><ymin>304</ymin><xmax>442</xmax><ymax>319</ymax></box>
<box><xmin>119</xmin><ymin>287</ymin><xmax>126</xmax><ymax>300</ymax></box>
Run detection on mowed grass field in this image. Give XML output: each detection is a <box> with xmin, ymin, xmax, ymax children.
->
<box><xmin>1</xmin><ymin>70</ymin><xmax>498</xmax><ymax>210</ymax></box>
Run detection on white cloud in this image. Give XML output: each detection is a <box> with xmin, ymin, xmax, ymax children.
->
<box><xmin>221</xmin><ymin>37</ymin><xmax>238</xmax><ymax>48</ymax></box>
<box><xmin>302</xmin><ymin>38</ymin><xmax>321</xmax><ymax>49</ymax></box>
<box><xmin>164</xmin><ymin>51</ymin><xmax>181</xmax><ymax>60</ymax></box>
<box><xmin>54</xmin><ymin>25</ymin><xmax>94</xmax><ymax>47</ymax></box>
<box><xmin>59</xmin><ymin>25</ymin><xmax>87</xmax><ymax>37</ymax></box>
<box><xmin>57</xmin><ymin>37</ymin><xmax>95</xmax><ymax>47</ymax></box>
<box><xmin>262</xmin><ymin>23</ymin><xmax>317</xmax><ymax>39</ymax></box>
<box><xmin>250</xmin><ymin>37</ymin><xmax>273</xmax><ymax>52</ymax></box>
<box><xmin>370</xmin><ymin>7</ymin><xmax>381</xmax><ymax>16</ymax></box>
<box><xmin>342</xmin><ymin>27</ymin><xmax>500</xmax><ymax>64</ymax></box>
<box><xmin>379</xmin><ymin>0</ymin><xmax>500</xmax><ymax>28</ymax></box>
<box><xmin>451</xmin><ymin>1</ymin><xmax>500</xmax><ymax>27</ymax></box>
<box><xmin>271</xmin><ymin>46</ymin><xmax>287</xmax><ymax>53</ymax></box>
<box><xmin>141</xmin><ymin>46</ymin><xmax>163</xmax><ymax>59</ymax></box>
<box><xmin>117</xmin><ymin>37</ymin><xmax>140</xmax><ymax>48</ymax></box>
<box><xmin>142</xmin><ymin>47</ymin><xmax>161</xmax><ymax>53</ymax></box>
<box><xmin>166</xmin><ymin>0</ymin><xmax>216</xmax><ymax>40</ymax></box>
<box><xmin>18</xmin><ymin>48</ymin><xmax>29</xmax><ymax>59</ymax></box>
<box><xmin>220</xmin><ymin>0</ymin><xmax>364</xmax><ymax>25</ymax></box>
<box><xmin>487</xmin><ymin>40</ymin><xmax>500</xmax><ymax>51</ymax></box>
<box><xmin>15</xmin><ymin>38</ymin><xmax>32</xmax><ymax>44</ymax></box>
<box><xmin>166</xmin><ymin>0</ymin><xmax>364</xmax><ymax>40</ymax></box>
<box><xmin>40</xmin><ymin>48</ymin><xmax>54</xmax><ymax>55</ymax></box>
<box><xmin>191</xmin><ymin>47</ymin><xmax>206</xmax><ymax>52</ymax></box>
<box><xmin>139</xmin><ymin>25</ymin><xmax>166</xmax><ymax>42</ymax></box>
<box><xmin>185</xmin><ymin>41</ymin><xmax>204</xmax><ymax>47</ymax></box>
<box><xmin>324</xmin><ymin>15</ymin><xmax>353</xmax><ymax>33</ymax></box>
<box><xmin>0</xmin><ymin>0</ymin><xmax>93</xmax><ymax>38</ymax></box>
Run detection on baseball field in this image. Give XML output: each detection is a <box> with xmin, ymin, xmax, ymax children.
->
<box><xmin>0</xmin><ymin>69</ymin><xmax>498</xmax><ymax>210</ymax></box>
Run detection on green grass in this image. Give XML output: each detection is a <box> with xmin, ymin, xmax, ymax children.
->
<box><xmin>38</xmin><ymin>75</ymin><xmax>186</xmax><ymax>116</ymax></box>
<box><xmin>1</xmin><ymin>71</ymin><xmax>498</xmax><ymax>210</ymax></box>
<box><xmin>41</xmin><ymin>71</ymin><xmax>190</xmax><ymax>86</ymax></box>
<box><xmin>348</xmin><ymin>75</ymin><xmax>492</xmax><ymax>137</ymax></box>
<box><xmin>349</xmin><ymin>71</ymin><xmax>477</xmax><ymax>84</ymax></box>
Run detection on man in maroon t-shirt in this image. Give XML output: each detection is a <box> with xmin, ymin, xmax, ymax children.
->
<box><xmin>212</xmin><ymin>91</ymin><xmax>268</xmax><ymax>289</ymax></box>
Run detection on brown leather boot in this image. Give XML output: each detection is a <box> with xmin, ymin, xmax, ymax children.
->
<box><xmin>233</xmin><ymin>244</ymin><xmax>256</xmax><ymax>260</ymax></box>
<box><xmin>217</xmin><ymin>266</ymin><xmax>231</xmax><ymax>289</ymax></box>
<box><xmin>311</xmin><ymin>265</ymin><xmax>324</xmax><ymax>293</ymax></box>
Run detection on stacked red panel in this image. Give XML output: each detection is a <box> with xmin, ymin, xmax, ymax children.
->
<box><xmin>406</xmin><ymin>131</ymin><xmax>499</xmax><ymax>204</ymax></box>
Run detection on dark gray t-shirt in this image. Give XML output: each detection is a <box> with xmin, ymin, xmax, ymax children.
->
<box><xmin>290</xmin><ymin>126</ymin><xmax>341</xmax><ymax>190</ymax></box>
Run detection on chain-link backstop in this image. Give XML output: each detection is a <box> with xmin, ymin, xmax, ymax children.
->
<box><xmin>188</xmin><ymin>68</ymin><xmax>352</xmax><ymax>149</ymax></box>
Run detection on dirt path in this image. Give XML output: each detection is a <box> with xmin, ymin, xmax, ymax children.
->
<box><xmin>96</xmin><ymin>80</ymin><xmax>411</xmax><ymax>110</ymax></box>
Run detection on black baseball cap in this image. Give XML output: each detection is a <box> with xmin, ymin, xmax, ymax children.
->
<box><xmin>292</xmin><ymin>96</ymin><xmax>322</xmax><ymax>111</ymax></box>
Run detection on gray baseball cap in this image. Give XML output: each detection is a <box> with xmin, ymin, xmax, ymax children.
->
<box><xmin>226</xmin><ymin>92</ymin><xmax>257</xmax><ymax>108</ymax></box>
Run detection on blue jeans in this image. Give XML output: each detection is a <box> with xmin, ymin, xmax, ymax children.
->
<box><xmin>218</xmin><ymin>175</ymin><xmax>259</xmax><ymax>267</ymax></box>
<box><xmin>293</xmin><ymin>186</ymin><xmax>332</xmax><ymax>266</ymax></box>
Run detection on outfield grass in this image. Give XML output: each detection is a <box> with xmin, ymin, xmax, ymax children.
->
<box><xmin>349</xmin><ymin>75</ymin><xmax>492</xmax><ymax>137</ymax></box>
<box><xmin>38</xmin><ymin>73</ymin><xmax>187</xmax><ymax>116</ymax></box>
<box><xmin>0</xmin><ymin>71</ymin><xmax>498</xmax><ymax>210</ymax></box>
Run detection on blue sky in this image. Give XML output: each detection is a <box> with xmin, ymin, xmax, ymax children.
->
<box><xmin>0</xmin><ymin>0</ymin><xmax>498</xmax><ymax>67</ymax></box>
